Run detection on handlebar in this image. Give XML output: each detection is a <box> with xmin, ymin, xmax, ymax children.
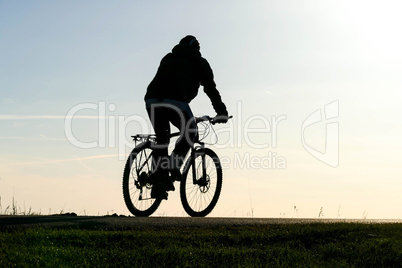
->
<box><xmin>195</xmin><ymin>115</ymin><xmax>233</xmax><ymax>124</ymax></box>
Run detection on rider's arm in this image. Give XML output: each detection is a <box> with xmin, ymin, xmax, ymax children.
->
<box><xmin>199</xmin><ymin>58</ymin><xmax>228</xmax><ymax>116</ymax></box>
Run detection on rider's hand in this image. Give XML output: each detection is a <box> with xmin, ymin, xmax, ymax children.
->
<box><xmin>213</xmin><ymin>114</ymin><xmax>229</xmax><ymax>124</ymax></box>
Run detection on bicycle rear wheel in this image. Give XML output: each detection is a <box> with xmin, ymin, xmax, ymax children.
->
<box><xmin>123</xmin><ymin>142</ymin><xmax>162</xmax><ymax>216</ymax></box>
<box><xmin>180</xmin><ymin>148</ymin><xmax>223</xmax><ymax>217</ymax></box>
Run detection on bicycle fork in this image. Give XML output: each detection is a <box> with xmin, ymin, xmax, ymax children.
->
<box><xmin>191</xmin><ymin>143</ymin><xmax>206</xmax><ymax>185</ymax></box>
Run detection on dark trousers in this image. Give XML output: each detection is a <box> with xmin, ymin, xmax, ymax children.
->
<box><xmin>146</xmin><ymin>100</ymin><xmax>197</xmax><ymax>175</ymax></box>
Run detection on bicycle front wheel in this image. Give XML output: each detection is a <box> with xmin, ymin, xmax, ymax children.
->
<box><xmin>180</xmin><ymin>148</ymin><xmax>223</xmax><ymax>217</ymax></box>
<box><xmin>123</xmin><ymin>142</ymin><xmax>162</xmax><ymax>217</ymax></box>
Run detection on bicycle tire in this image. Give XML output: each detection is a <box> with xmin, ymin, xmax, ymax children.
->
<box><xmin>123</xmin><ymin>142</ymin><xmax>162</xmax><ymax>217</ymax></box>
<box><xmin>180</xmin><ymin>148</ymin><xmax>223</xmax><ymax>217</ymax></box>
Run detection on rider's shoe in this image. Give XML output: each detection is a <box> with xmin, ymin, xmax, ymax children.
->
<box><xmin>149</xmin><ymin>169</ymin><xmax>170</xmax><ymax>199</ymax></box>
<box><xmin>150</xmin><ymin>173</ymin><xmax>175</xmax><ymax>191</ymax></box>
<box><xmin>164</xmin><ymin>179</ymin><xmax>175</xmax><ymax>191</ymax></box>
<box><xmin>151</xmin><ymin>185</ymin><xmax>168</xmax><ymax>200</ymax></box>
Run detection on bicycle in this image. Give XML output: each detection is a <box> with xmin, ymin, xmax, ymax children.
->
<box><xmin>122</xmin><ymin>115</ymin><xmax>232</xmax><ymax>217</ymax></box>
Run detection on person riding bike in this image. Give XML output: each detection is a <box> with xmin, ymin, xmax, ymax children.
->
<box><xmin>144</xmin><ymin>35</ymin><xmax>229</xmax><ymax>199</ymax></box>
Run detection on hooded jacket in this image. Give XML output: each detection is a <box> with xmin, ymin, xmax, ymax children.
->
<box><xmin>144</xmin><ymin>44</ymin><xmax>228</xmax><ymax>116</ymax></box>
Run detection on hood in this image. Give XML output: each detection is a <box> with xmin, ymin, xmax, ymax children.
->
<box><xmin>172</xmin><ymin>44</ymin><xmax>202</xmax><ymax>58</ymax></box>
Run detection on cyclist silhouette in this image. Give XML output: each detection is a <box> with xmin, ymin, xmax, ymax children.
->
<box><xmin>144</xmin><ymin>35</ymin><xmax>229</xmax><ymax>199</ymax></box>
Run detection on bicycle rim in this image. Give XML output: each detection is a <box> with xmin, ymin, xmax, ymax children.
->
<box><xmin>123</xmin><ymin>142</ymin><xmax>161</xmax><ymax>216</ymax></box>
<box><xmin>180</xmin><ymin>148</ymin><xmax>222</xmax><ymax>217</ymax></box>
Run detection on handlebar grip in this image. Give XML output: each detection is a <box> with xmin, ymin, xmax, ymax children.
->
<box><xmin>211</xmin><ymin>115</ymin><xmax>233</xmax><ymax>125</ymax></box>
<box><xmin>194</xmin><ymin>116</ymin><xmax>210</xmax><ymax>123</ymax></box>
<box><xmin>195</xmin><ymin>115</ymin><xmax>232</xmax><ymax>124</ymax></box>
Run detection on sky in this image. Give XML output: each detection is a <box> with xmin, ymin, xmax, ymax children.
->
<box><xmin>1</xmin><ymin>0</ymin><xmax>402</xmax><ymax>218</ymax></box>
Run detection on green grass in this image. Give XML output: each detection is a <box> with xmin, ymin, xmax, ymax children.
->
<box><xmin>1</xmin><ymin>223</ymin><xmax>402</xmax><ymax>267</ymax></box>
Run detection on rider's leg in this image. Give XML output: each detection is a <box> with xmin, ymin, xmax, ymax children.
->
<box><xmin>169</xmin><ymin>104</ymin><xmax>198</xmax><ymax>176</ymax></box>
<box><xmin>146</xmin><ymin>105</ymin><xmax>170</xmax><ymax>183</ymax></box>
<box><xmin>146</xmin><ymin>100</ymin><xmax>195</xmax><ymax>192</ymax></box>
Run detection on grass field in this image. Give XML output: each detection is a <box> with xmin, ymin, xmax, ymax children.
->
<box><xmin>1</xmin><ymin>222</ymin><xmax>402</xmax><ymax>267</ymax></box>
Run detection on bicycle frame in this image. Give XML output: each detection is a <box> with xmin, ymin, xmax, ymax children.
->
<box><xmin>125</xmin><ymin>115</ymin><xmax>230</xmax><ymax>216</ymax></box>
<box><xmin>130</xmin><ymin>115</ymin><xmax>232</xmax><ymax>187</ymax></box>
<box><xmin>131</xmin><ymin>127</ymin><xmax>207</xmax><ymax>184</ymax></box>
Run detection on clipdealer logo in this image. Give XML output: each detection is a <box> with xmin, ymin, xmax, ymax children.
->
<box><xmin>63</xmin><ymin>100</ymin><xmax>339</xmax><ymax>168</ymax></box>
